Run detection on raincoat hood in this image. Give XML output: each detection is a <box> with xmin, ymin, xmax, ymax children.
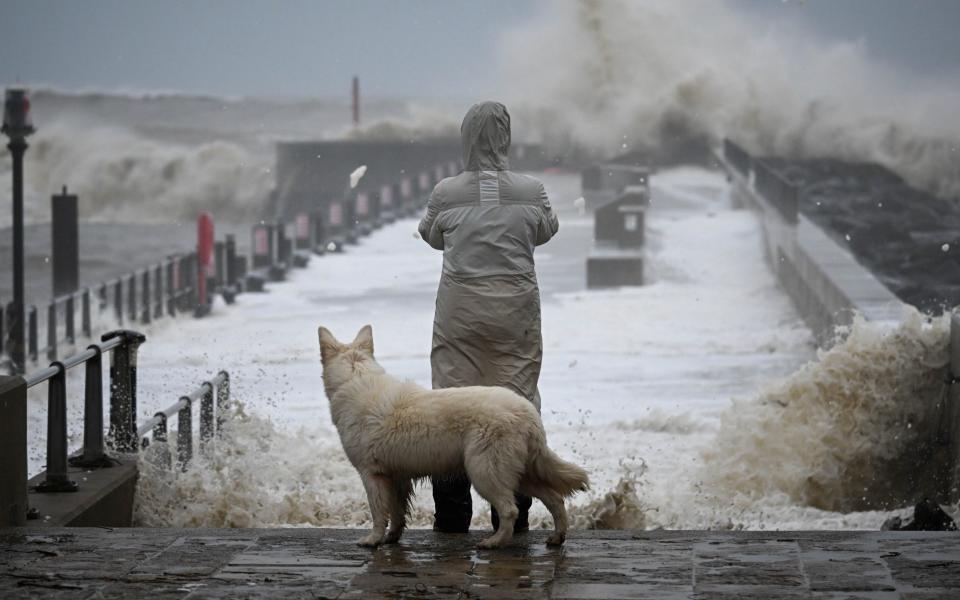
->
<box><xmin>461</xmin><ymin>101</ymin><xmax>510</xmax><ymax>171</ymax></box>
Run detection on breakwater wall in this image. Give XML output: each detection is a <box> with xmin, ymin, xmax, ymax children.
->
<box><xmin>719</xmin><ymin>140</ymin><xmax>904</xmax><ymax>344</ymax></box>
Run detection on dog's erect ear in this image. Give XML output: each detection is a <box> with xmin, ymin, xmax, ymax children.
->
<box><xmin>352</xmin><ymin>324</ymin><xmax>374</xmax><ymax>356</ymax></box>
<box><xmin>318</xmin><ymin>326</ymin><xmax>341</xmax><ymax>363</ymax></box>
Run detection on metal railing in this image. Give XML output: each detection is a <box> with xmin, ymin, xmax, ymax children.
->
<box><xmin>15</xmin><ymin>253</ymin><xmax>199</xmax><ymax>368</ymax></box>
<box><xmin>137</xmin><ymin>370</ymin><xmax>230</xmax><ymax>469</ymax></box>
<box><xmin>21</xmin><ymin>330</ymin><xmax>145</xmax><ymax>496</ymax></box>
<box><xmin>0</xmin><ymin>328</ymin><xmax>234</xmax><ymax>525</ymax></box>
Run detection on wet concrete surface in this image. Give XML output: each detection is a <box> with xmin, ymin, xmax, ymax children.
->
<box><xmin>2</xmin><ymin>528</ymin><xmax>959</xmax><ymax>599</ymax></box>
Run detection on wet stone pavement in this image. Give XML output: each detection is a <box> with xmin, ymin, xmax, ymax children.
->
<box><xmin>1</xmin><ymin>529</ymin><xmax>959</xmax><ymax>599</ymax></box>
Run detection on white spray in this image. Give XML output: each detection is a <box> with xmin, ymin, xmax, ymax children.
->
<box><xmin>500</xmin><ymin>0</ymin><xmax>960</xmax><ymax>198</ymax></box>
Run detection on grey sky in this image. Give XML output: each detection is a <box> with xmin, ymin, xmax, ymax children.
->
<box><xmin>2</xmin><ymin>0</ymin><xmax>958</xmax><ymax>99</ymax></box>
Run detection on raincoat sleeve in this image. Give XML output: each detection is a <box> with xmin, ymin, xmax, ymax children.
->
<box><xmin>418</xmin><ymin>187</ymin><xmax>445</xmax><ymax>250</ymax></box>
<box><xmin>535</xmin><ymin>183</ymin><xmax>559</xmax><ymax>246</ymax></box>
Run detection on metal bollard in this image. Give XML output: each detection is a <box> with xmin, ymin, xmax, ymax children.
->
<box><xmin>81</xmin><ymin>289</ymin><xmax>91</xmax><ymax>339</ymax></box>
<box><xmin>275</xmin><ymin>221</ymin><xmax>289</xmax><ymax>264</ymax></box>
<box><xmin>141</xmin><ymin>270</ymin><xmax>151</xmax><ymax>324</ymax></box>
<box><xmin>104</xmin><ymin>330</ymin><xmax>147</xmax><ymax>453</ymax></box>
<box><xmin>225</xmin><ymin>235</ymin><xmax>238</xmax><ymax>286</ymax></box>
<box><xmin>51</xmin><ymin>187</ymin><xmax>79</xmax><ymax>298</ymax></box>
<box><xmin>216</xmin><ymin>370</ymin><xmax>230</xmax><ymax>435</ymax></box>
<box><xmin>251</xmin><ymin>224</ymin><xmax>273</xmax><ymax>269</ymax></box>
<box><xmin>70</xmin><ymin>344</ymin><xmax>113</xmax><ymax>468</ymax></box>
<box><xmin>236</xmin><ymin>255</ymin><xmax>248</xmax><ymax>280</ymax></box>
<box><xmin>28</xmin><ymin>306</ymin><xmax>37</xmax><ymax>362</ymax></box>
<box><xmin>46</xmin><ymin>303</ymin><xmax>57</xmax><ymax>361</ymax></box>
<box><xmin>0</xmin><ymin>375</ymin><xmax>28</xmax><ymax>525</ymax></box>
<box><xmin>65</xmin><ymin>295</ymin><xmax>75</xmax><ymax>345</ymax></box>
<box><xmin>312</xmin><ymin>210</ymin><xmax>327</xmax><ymax>254</ymax></box>
<box><xmin>215</xmin><ymin>241</ymin><xmax>226</xmax><ymax>287</ymax></box>
<box><xmin>200</xmin><ymin>381</ymin><xmax>214</xmax><ymax>453</ymax></box>
<box><xmin>178</xmin><ymin>397</ymin><xmax>193</xmax><ymax>470</ymax></box>
<box><xmin>35</xmin><ymin>362</ymin><xmax>79</xmax><ymax>493</ymax></box>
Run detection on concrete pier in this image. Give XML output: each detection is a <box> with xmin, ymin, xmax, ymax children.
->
<box><xmin>2</xmin><ymin>528</ymin><xmax>959</xmax><ymax>598</ymax></box>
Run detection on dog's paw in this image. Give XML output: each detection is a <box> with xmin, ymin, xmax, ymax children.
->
<box><xmin>382</xmin><ymin>530</ymin><xmax>402</xmax><ymax>544</ymax></box>
<box><xmin>546</xmin><ymin>532</ymin><xmax>566</xmax><ymax>547</ymax></box>
<box><xmin>357</xmin><ymin>533</ymin><xmax>382</xmax><ymax>548</ymax></box>
<box><xmin>477</xmin><ymin>536</ymin><xmax>507</xmax><ymax>550</ymax></box>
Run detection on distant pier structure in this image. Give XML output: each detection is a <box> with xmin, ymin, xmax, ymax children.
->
<box><xmin>269</xmin><ymin>139</ymin><xmax>553</xmax><ymax>221</ymax></box>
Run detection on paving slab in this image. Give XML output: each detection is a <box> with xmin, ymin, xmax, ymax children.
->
<box><xmin>0</xmin><ymin>529</ymin><xmax>958</xmax><ymax>599</ymax></box>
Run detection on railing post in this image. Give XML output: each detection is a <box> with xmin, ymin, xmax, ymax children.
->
<box><xmin>46</xmin><ymin>302</ymin><xmax>57</xmax><ymax>361</ymax></box>
<box><xmin>166</xmin><ymin>259</ymin><xmax>176</xmax><ymax>317</ymax></box>
<box><xmin>141</xmin><ymin>270</ymin><xmax>151</xmax><ymax>324</ymax></box>
<box><xmin>104</xmin><ymin>329</ymin><xmax>147</xmax><ymax>453</ymax></box>
<box><xmin>28</xmin><ymin>305</ymin><xmax>37</xmax><ymax>363</ymax></box>
<box><xmin>114</xmin><ymin>280</ymin><xmax>123</xmax><ymax>325</ymax></box>
<box><xmin>81</xmin><ymin>288</ymin><xmax>91</xmax><ymax>338</ymax></box>
<box><xmin>65</xmin><ymin>294</ymin><xmax>75</xmax><ymax>345</ymax></box>
<box><xmin>99</xmin><ymin>283</ymin><xmax>107</xmax><ymax>311</ymax></box>
<box><xmin>127</xmin><ymin>274</ymin><xmax>137</xmax><ymax>324</ymax></box>
<box><xmin>216</xmin><ymin>370</ymin><xmax>230</xmax><ymax>435</ymax></box>
<box><xmin>200</xmin><ymin>381</ymin><xmax>214</xmax><ymax>454</ymax></box>
<box><xmin>154</xmin><ymin>265</ymin><xmax>163</xmax><ymax>319</ymax></box>
<box><xmin>70</xmin><ymin>343</ymin><xmax>113</xmax><ymax>468</ymax></box>
<box><xmin>35</xmin><ymin>362</ymin><xmax>79</xmax><ymax>493</ymax></box>
<box><xmin>0</xmin><ymin>375</ymin><xmax>28</xmax><ymax>525</ymax></box>
<box><xmin>178</xmin><ymin>397</ymin><xmax>193</xmax><ymax>470</ymax></box>
<box><xmin>152</xmin><ymin>412</ymin><xmax>171</xmax><ymax>469</ymax></box>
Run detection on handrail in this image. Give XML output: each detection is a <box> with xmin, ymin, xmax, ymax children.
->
<box><xmin>137</xmin><ymin>371</ymin><xmax>231</xmax><ymax>470</ymax></box>
<box><xmin>1</xmin><ymin>328</ymin><xmax>235</xmax><ymax>524</ymax></box>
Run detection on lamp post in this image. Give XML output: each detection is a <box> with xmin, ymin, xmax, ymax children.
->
<box><xmin>3</xmin><ymin>89</ymin><xmax>36</xmax><ymax>373</ymax></box>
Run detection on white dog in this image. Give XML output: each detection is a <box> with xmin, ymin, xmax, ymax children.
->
<box><xmin>319</xmin><ymin>325</ymin><xmax>589</xmax><ymax>549</ymax></box>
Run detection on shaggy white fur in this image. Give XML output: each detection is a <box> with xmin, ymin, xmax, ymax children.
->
<box><xmin>319</xmin><ymin>324</ymin><xmax>590</xmax><ymax>549</ymax></box>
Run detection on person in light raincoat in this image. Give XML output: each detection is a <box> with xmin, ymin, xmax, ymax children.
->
<box><xmin>418</xmin><ymin>101</ymin><xmax>559</xmax><ymax>533</ymax></box>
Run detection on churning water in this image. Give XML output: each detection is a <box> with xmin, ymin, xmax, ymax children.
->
<box><xmin>123</xmin><ymin>170</ymin><xmax>958</xmax><ymax>532</ymax></box>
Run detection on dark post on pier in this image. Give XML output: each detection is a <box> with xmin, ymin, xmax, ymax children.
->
<box><xmin>2</xmin><ymin>88</ymin><xmax>36</xmax><ymax>373</ymax></box>
<box><xmin>51</xmin><ymin>186</ymin><xmax>79</xmax><ymax>298</ymax></box>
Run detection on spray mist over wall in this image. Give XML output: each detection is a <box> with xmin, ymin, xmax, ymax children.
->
<box><xmin>500</xmin><ymin>0</ymin><xmax>960</xmax><ymax>198</ymax></box>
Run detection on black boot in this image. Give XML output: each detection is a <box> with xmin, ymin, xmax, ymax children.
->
<box><xmin>491</xmin><ymin>493</ymin><xmax>531</xmax><ymax>533</ymax></box>
<box><xmin>432</xmin><ymin>473</ymin><xmax>472</xmax><ymax>533</ymax></box>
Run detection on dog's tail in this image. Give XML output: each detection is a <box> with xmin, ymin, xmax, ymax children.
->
<box><xmin>530</xmin><ymin>447</ymin><xmax>590</xmax><ymax>497</ymax></box>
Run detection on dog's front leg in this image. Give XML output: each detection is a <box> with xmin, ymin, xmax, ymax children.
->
<box><xmin>357</xmin><ymin>472</ymin><xmax>390</xmax><ymax>547</ymax></box>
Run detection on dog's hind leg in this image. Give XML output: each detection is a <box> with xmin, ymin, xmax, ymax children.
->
<box><xmin>383</xmin><ymin>478</ymin><xmax>412</xmax><ymax>544</ymax></box>
<box><xmin>522</xmin><ymin>484</ymin><xmax>569</xmax><ymax>546</ymax></box>
<box><xmin>468</xmin><ymin>456</ymin><xmax>521</xmax><ymax>549</ymax></box>
<box><xmin>357</xmin><ymin>473</ymin><xmax>391</xmax><ymax>547</ymax></box>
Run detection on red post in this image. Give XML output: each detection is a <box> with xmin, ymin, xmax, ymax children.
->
<box><xmin>196</xmin><ymin>213</ymin><xmax>214</xmax><ymax>313</ymax></box>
